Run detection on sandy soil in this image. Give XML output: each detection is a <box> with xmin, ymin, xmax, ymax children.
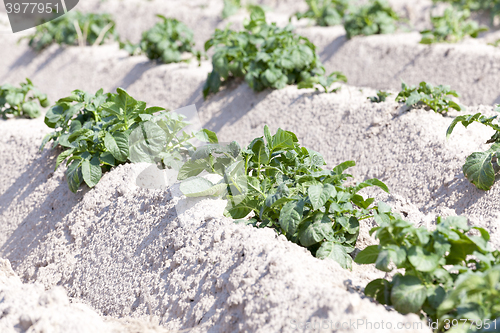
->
<box><xmin>1</xmin><ymin>0</ymin><xmax>500</xmax><ymax>332</ymax></box>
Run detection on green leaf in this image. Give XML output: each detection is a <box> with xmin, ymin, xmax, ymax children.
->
<box><xmin>307</xmin><ymin>183</ymin><xmax>336</xmax><ymax>210</ymax></box>
<box><xmin>390</xmin><ymin>275</ymin><xmax>427</xmax><ymax>314</ymax></box>
<box><xmin>195</xmin><ymin>129</ymin><xmax>219</xmax><ymax>143</ymax></box>
<box><xmin>81</xmin><ymin>155</ymin><xmax>102</xmax><ymax>188</ymax></box>
<box><xmin>128</xmin><ymin>121</ymin><xmax>167</xmax><ymax>163</ymax></box>
<box><xmin>299</xmin><ymin>212</ymin><xmax>332</xmax><ymax>247</ymax></box>
<box><xmin>354</xmin><ymin>245</ymin><xmax>380</xmax><ymax>264</ymax></box>
<box><xmin>250</xmin><ymin>138</ymin><xmax>270</xmax><ymax>165</ymax></box>
<box><xmin>55</xmin><ymin>149</ymin><xmax>75</xmax><ymax>171</ymax></box>
<box><xmin>365</xmin><ymin>279</ymin><xmax>392</xmax><ymax>305</ymax></box>
<box><xmin>408</xmin><ymin>246</ymin><xmax>440</xmax><ymax>272</ymax></box>
<box><xmin>179</xmin><ymin>177</ymin><xmax>226</xmax><ymax>197</ymax></box>
<box><xmin>104</xmin><ymin>132</ymin><xmax>129</xmax><ymax>162</ymax></box>
<box><xmin>316</xmin><ymin>241</ymin><xmax>352</xmax><ymax>269</ymax></box>
<box><xmin>462</xmin><ymin>144</ymin><xmax>500</xmax><ymax>190</ymax></box>
<box><xmin>66</xmin><ymin>160</ymin><xmax>83</xmax><ymax>193</ymax></box>
<box><xmin>270</xmin><ymin>128</ymin><xmax>294</xmax><ymax>152</ymax></box>
<box><xmin>332</xmin><ymin>160</ymin><xmax>355</xmax><ymax>175</ymax></box>
<box><xmin>177</xmin><ymin>159</ymin><xmax>208</xmax><ymax>180</ymax></box>
<box><xmin>279</xmin><ymin>200</ymin><xmax>304</xmax><ymax>236</ymax></box>
<box><xmin>225</xmin><ymin>197</ymin><xmax>259</xmax><ymax>219</ymax></box>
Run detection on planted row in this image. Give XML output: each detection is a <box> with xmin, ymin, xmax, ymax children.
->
<box><xmin>203</xmin><ymin>6</ymin><xmax>346</xmax><ymax>98</ymax></box>
<box><xmin>293</xmin><ymin>0</ymin><xmax>488</xmax><ymax>43</ymax></box>
<box><xmin>356</xmin><ymin>210</ymin><xmax>500</xmax><ymax>332</ymax></box>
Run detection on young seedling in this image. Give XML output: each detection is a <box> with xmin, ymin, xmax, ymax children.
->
<box><xmin>420</xmin><ymin>8</ymin><xmax>488</xmax><ymax>44</ymax></box>
<box><xmin>22</xmin><ymin>11</ymin><xmax>118</xmax><ymax>51</ymax></box>
<box><xmin>178</xmin><ymin>125</ymin><xmax>390</xmax><ymax>269</ymax></box>
<box><xmin>0</xmin><ymin>78</ymin><xmax>49</xmax><ymax>119</ymax></box>
<box><xmin>343</xmin><ymin>0</ymin><xmax>399</xmax><ymax>39</ymax></box>
<box><xmin>297</xmin><ymin>71</ymin><xmax>347</xmax><ymax>93</ymax></box>
<box><xmin>368</xmin><ymin>90</ymin><xmax>391</xmax><ymax>103</ymax></box>
<box><xmin>446</xmin><ymin>111</ymin><xmax>500</xmax><ymax>190</ymax></box>
<box><xmin>396</xmin><ymin>81</ymin><xmax>462</xmax><ymax>115</ymax></box>
<box><xmin>291</xmin><ymin>0</ymin><xmax>351</xmax><ymax>27</ymax></box>
<box><xmin>120</xmin><ymin>15</ymin><xmax>203</xmax><ymax>64</ymax></box>
<box><xmin>203</xmin><ymin>6</ymin><xmax>346</xmax><ymax>98</ymax></box>
<box><xmin>356</xmin><ymin>210</ymin><xmax>499</xmax><ymax>331</ymax></box>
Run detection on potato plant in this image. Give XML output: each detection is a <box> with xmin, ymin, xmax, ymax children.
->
<box><xmin>178</xmin><ymin>125</ymin><xmax>389</xmax><ymax>269</ymax></box>
<box><xmin>120</xmin><ymin>15</ymin><xmax>202</xmax><ymax>64</ymax></box>
<box><xmin>23</xmin><ymin>11</ymin><xmax>118</xmax><ymax>51</ymax></box>
<box><xmin>433</xmin><ymin>0</ymin><xmax>500</xmax><ymax>23</ymax></box>
<box><xmin>355</xmin><ymin>210</ymin><xmax>500</xmax><ymax>332</ymax></box>
<box><xmin>446</xmin><ymin>112</ymin><xmax>500</xmax><ymax>191</ymax></box>
<box><xmin>0</xmin><ymin>78</ymin><xmax>49</xmax><ymax>119</ymax></box>
<box><xmin>420</xmin><ymin>9</ymin><xmax>488</xmax><ymax>44</ymax></box>
<box><xmin>203</xmin><ymin>7</ymin><xmax>345</xmax><ymax>98</ymax></box>
<box><xmin>396</xmin><ymin>81</ymin><xmax>462</xmax><ymax>115</ymax></box>
<box><xmin>343</xmin><ymin>0</ymin><xmax>399</xmax><ymax>39</ymax></box>
<box><xmin>291</xmin><ymin>0</ymin><xmax>351</xmax><ymax>27</ymax></box>
<box><xmin>40</xmin><ymin>88</ymin><xmax>166</xmax><ymax>192</ymax></box>
<box><xmin>368</xmin><ymin>90</ymin><xmax>391</xmax><ymax>103</ymax></box>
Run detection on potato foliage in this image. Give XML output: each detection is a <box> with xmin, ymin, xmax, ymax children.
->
<box><xmin>203</xmin><ymin>7</ymin><xmax>345</xmax><ymax>98</ymax></box>
<box><xmin>23</xmin><ymin>11</ymin><xmax>118</xmax><ymax>51</ymax></box>
<box><xmin>291</xmin><ymin>0</ymin><xmax>351</xmax><ymax>27</ymax></box>
<box><xmin>447</xmin><ymin>112</ymin><xmax>500</xmax><ymax>191</ymax></box>
<box><xmin>433</xmin><ymin>0</ymin><xmax>500</xmax><ymax>23</ymax></box>
<box><xmin>120</xmin><ymin>15</ymin><xmax>201</xmax><ymax>64</ymax></box>
<box><xmin>396</xmin><ymin>81</ymin><xmax>462</xmax><ymax>115</ymax></box>
<box><xmin>1</xmin><ymin>78</ymin><xmax>49</xmax><ymax>119</ymax></box>
<box><xmin>178</xmin><ymin>125</ymin><xmax>389</xmax><ymax>269</ymax></box>
<box><xmin>356</xmin><ymin>210</ymin><xmax>500</xmax><ymax>332</ymax></box>
<box><xmin>420</xmin><ymin>9</ymin><xmax>488</xmax><ymax>44</ymax></box>
<box><xmin>343</xmin><ymin>0</ymin><xmax>399</xmax><ymax>39</ymax></box>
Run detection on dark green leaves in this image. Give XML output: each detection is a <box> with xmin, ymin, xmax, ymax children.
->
<box><xmin>396</xmin><ymin>81</ymin><xmax>462</xmax><ymax>115</ymax></box>
<box><xmin>368</xmin><ymin>90</ymin><xmax>391</xmax><ymax>103</ymax></box>
<box><xmin>354</xmin><ymin>245</ymin><xmax>380</xmax><ymax>264</ymax></box>
<box><xmin>104</xmin><ymin>132</ymin><xmax>129</xmax><ymax>162</ymax></box>
<box><xmin>82</xmin><ymin>156</ymin><xmax>102</xmax><ymax>188</ymax></box>
<box><xmin>462</xmin><ymin>145</ymin><xmax>500</xmax><ymax>191</ymax></box>
<box><xmin>23</xmin><ymin>11</ymin><xmax>118</xmax><ymax>51</ymax></box>
<box><xmin>391</xmin><ymin>275</ymin><xmax>427</xmax><ymax>314</ymax></box>
<box><xmin>179</xmin><ymin>126</ymin><xmax>389</xmax><ymax>269</ymax></box>
<box><xmin>299</xmin><ymin>212</ymin><xmax>332</xmax><ymax>247</ymax></box>
<box><xmin>203</xmin><ymin>7</ymin><xmax>343</xmax><ymax>97</ymax></box>
<box><xmin>447</xmin><ymin>112</ymin><xmax>500</xmax><ymax>191</ymax></box>
<box><xmin>123</xmin><ymin>15</ymin><xmax>200</xmax><ymax>65</ymax></box>
<box><xmin>41</xmin><ymin>88</ymin><xmax>166</xmax><ymax>193</ymax></box>
<box><xmin>364</xmin><ymin>279</ymin><xmax>392</xmax><ymax>305</ymax></box>
<box><xmin>316</xmin><ymin>241</ymin><xmax>352</xmax><ymax>269</ymax></box>
<box><xmin>359</xmin><ymin>213</ymin><xmax>500</xmax><ymax>326</ymax></box>
<box><xmin>279</xmin><ymin>200</ymin><xmax>304</xmax><ymax>236</ymax></box>
<box><xmin>0</xmin><ymin>78</ymin><xmax>49</xmax><ymax>119</ymax></box>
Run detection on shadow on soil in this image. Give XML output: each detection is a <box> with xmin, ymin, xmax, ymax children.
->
<box><xmin>0</xmin><ymin>148</ymin><xmax>84</xmax><ymax>269</ymax></box>
<box><xmin>319</xmin><ymin>35</ymin><xmax>347</xmax><ymax>62</ymax></box>
<box><xmin>422</xmin><ymin>171</ymin><xmax>487</xmax><ymax>215</ymax></box>
<box><xmin>201</xmin><ymin>82</ymin><xmax>271</xmax><ymax>135</ymax></box>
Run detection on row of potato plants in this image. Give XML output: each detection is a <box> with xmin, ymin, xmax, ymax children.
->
<box><xmin>293</xmin><ymin>0</ymin><xmax>488</xmax><ymax>44</ymax></box>
<box><xmin>0</xmin><ymin>79</ymin><xmax>494</xmax><ymax>332</ymax></box>
<box><xmin>4</xmin><ymin>71</ymin><xmax>500</xmax><ymax>192</ymax></box>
